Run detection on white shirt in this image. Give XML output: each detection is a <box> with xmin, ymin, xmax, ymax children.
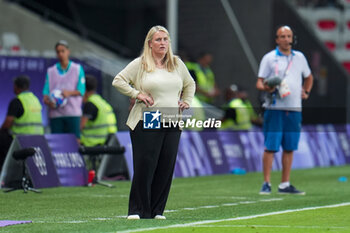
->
<box><xmin>142</xmin><ymin>68</ymin><xmax>183</xmax><ymax>108</ymax></box>
<box><xmin>258</xmin><ymin>47</ymin><xmax>311</xmax><ymax>111</ymax></box>
<box><xmin>141</xmin><ymin>68</ymin><xmax>184</xmax><ymax>121</ymax></box>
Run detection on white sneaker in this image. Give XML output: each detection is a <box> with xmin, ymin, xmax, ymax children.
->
<box><xmin>127</xmin><ymin>215</ymin><xmax>140</xmax><ymax>220</ymax></box>
<box><xmin>154</xmin><ymin>215</ymin><xmax>166</xmax><ymax>220</ymax></box>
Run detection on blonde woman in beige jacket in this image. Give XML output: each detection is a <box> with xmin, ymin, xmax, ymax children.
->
<box><xmin>113</xmin><ymin>25</ymin><xmax>195</xmax><ymax>220</ymax></box>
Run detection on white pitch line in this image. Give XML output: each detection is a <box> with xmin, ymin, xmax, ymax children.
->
<box><xmin>91</xmin><ymin>195</ymin><xmax>116</xmax><ymax>198</ymax></box>
<box><xmin>116</xmin><ymin>202</ymin><xmax>350</xmax><ymax>233</ymax></box>
<box><xmin>193</xmin><ymin>224</ymin><xmax>347</xmax><ymax>229</ymax></box>
<box><xmin>215</xmin><ymin>196</ymin><xmax>248</xmax><ymax>200</ymax></box>
<box><xmin>222</xmin><ymin>203</ymin><xmax>238</xmax><ymax>207</ymax></box>
<box><xmin>163</xmin><ymin>210</ymin><xmax>177</xmax><ymax>213</ymax></box>
<box><xmin>163</xmin><ymin>198</ymin><xmax>282</xmax><ymax>214</ymax></box>
<box><xmin>182</xmin><ymin>208</ymin><xmax>196</xmax><ymax>211</ymax></box>
<box><xmin>238</xmin><ymin>201</ymin><xmax>256</xmax><ymax>204</ymax></box>
<box><xmin>34</xmin><ymin>198</ymin><xmax>284</xmax><ymax>224</ymax></box>
<box><xmin>36</xmin><ymin>220</ymin><xmax>88</xmax><ymax>224</ymax></box>
<box><xmin>260</xmin><ymin>198</ymin><xmax>283</xmax><ymax>202</ymax></box>
<box><xmin>36</xmin><ymin>217</ymin><xmax>120</xmax><ymax>223</ymax></box>
<box><xmin>198</xmin><ymin>205</ymin><xmax>220</xmax><ymax>209</ymax></box>
<box><xmin>92</xmin><ymin>218</ymin><xmax>114</xmax><ymax>221</ymax></box>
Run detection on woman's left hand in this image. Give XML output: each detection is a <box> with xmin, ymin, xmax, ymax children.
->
<box><xmin>178</xmin><ymin>101</ymin><xmax>189</xmax><ymax>111</ymax></box>
<box><xmin>62</xmin><ymin>90</ymin><xmax>71</xmax><ymax>98</ymax></box>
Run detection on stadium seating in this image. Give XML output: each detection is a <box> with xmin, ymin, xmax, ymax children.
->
<box><xmin>0</xmin><ymin>49</ymin><xmax>8</xmax><ymax>56</ymax></box>
<box><xmin>28</xmin><ymin>50</ymin><xmax>40</xmax><ymax>57</ymax></box>
<box><xmin>2</xmin><ymin>32</ymin><xmax>21</xmax><ymax>51</ymax></box>
<box><xmin>296</xmin><ymin>4</ymin><xmax>350</xmax><ymax>74</ymax></box>
<box><xmin>343</xmin><ymin>10</ymin><xmax>350</xmax><ymax>49</ymax></box>
<box><xmin>42</xmin><ymin>49</ymin><xmax>56</xmax><ymax>58</ymax></box>
<box><xmin>321</xmin><ymin>31</ymin><xmax>340</xmax><ymax>51</ymax></box>
<box><xmin>335</xmin><ymin>50</ymin><xmax>350</xmax><ymax>73</ymax></box>
<box><xmin>312</xmin><ymin>8</ymin><xmax>342</xmax><ymax>52</ymax></box>
<box><xmin>309</xmin><ymin>8</ymin><xmax>341</xmax><ymax>33</ymax></box>
<box><xmin>297</xmin><ymin>7</ymin><xmax>343</xmax><ymax>53</ymax></box>
<box><xmin>339</xmin><ymin>0</ymin><xmax>350</xmax><ymax>8</ymax></box>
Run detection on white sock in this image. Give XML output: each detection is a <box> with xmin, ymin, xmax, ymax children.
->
<box><xmin>264</xmin><ymin>182</ymin><xmax>271</xmax><ymax>186</ymax></box>
<box><xmin>279</xmin><ymin>182</ymin><xmax>290</xmax><ymax>189</ymax></box>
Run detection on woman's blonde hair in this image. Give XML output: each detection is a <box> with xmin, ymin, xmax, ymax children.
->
<box><xmin>141</xmin><ymin>25</ymin><xmax>178</xmax><ymax>73</ymax></box>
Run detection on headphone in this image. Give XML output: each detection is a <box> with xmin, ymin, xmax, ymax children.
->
<box><xmin>275</xmin><ymin>25</ymin><xmax>297</xmax><ymax>46</ymax></box>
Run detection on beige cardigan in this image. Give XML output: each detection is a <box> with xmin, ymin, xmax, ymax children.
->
<box><xmin>112</xmin><ymin>57</ymin><xmax>196</xmax><ymax>130</ymax></box>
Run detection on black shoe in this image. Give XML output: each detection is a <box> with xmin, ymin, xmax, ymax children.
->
<box><xmin>278</xmin><ymin>185</ymin><xmax>305</xmax><ymax>195</ymax></box>
<box><xmin>259</xmin><ymin>182</ymin><xmax>271</xmax><ymax>195</ymax></box>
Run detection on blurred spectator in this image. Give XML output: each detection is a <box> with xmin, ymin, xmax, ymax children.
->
<box><xmin>81</xmin><ymin>75</ymin><xmax>117</xmax><ymax>147</ymax></box>
<box><xmin>0</xmin><ymin>75</ymin><xmax>43</xmax><ymax>172</ymax></box>
<box><xmin>43</xmin><ymin>40</ymin><xmax>86</xmax><ymax>140</ymax></box>
<box><xmin>240</xmin><ymin>87</ymin><xmax>263</xmax><ymax>126</ymax></box>
<box><xmin>220</xmin><ymin>84</ymin><xmax>257</xmax><ymax>130</ymax></box>
<box><xmin>178</xmin><ymin>50</ymin><xmax>206</xmax><ymax>131</ymax></box>
<box><xmin>191</xmin><ymin>52</ymin><xmax>220</xmax><ymax>104</ymax></box>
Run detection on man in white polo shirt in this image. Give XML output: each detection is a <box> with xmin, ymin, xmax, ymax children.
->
<box><xmin>256</xmin><ymin>26</ymin><xmax>313</xmax><ymax>195</ymax></box>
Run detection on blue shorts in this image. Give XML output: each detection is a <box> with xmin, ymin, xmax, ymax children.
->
<box><xmin>263</xmin><ymin>110</ymin><xmax>302</xmax><ymax>152</ymax></box>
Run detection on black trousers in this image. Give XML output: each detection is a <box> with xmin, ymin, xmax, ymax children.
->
<box><xmin>0</xmin><ymin>129</ymin><xmax>13</xmax><ymax>173</ymax></box>
<box><xmin>128</xmin><ymin>122</ymin><xmax>181</xmax><ymax>218</ymax></box>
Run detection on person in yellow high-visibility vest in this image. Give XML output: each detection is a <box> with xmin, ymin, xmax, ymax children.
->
<box><xmin>80</xmin><ymin>75</ymin><xmax>117</xmax><ymax>147</ymax></box>
<box><xmin>0</xmin><ymin>75</ymin><xmax>44</xmax><ymax>171</ymax></box>
<box><xmin>184</xmin><ymin>95</ymin><xmax>206</xmax><ymax>131</ymax></box>
<box><xmin>192</xmin><ymin>52</ymin><xmax>220</xmax><ymax>104</ymax></box>
<box><xmin>179</xmin><ymin>51</ymin><xmax>206</xmax><ymax>131</ymax></box>
<box><xmin>240</xmin><ymin>89</ymin><xmax>263</xmax><ymax>127</ymax></box>
<box><xmin>220</xmin><ymin>84</ymin><xmax>253</xmax><ymax>130</ymax></box>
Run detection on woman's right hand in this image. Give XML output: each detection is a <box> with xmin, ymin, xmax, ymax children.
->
<box><xmin>136</xmin><ymin>93</ymin><xmax>154</xmax><ymax>107</ymax></box>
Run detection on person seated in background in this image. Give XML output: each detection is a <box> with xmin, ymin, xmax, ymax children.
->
<box><xmin>239</xmin><ymin>87</ymin><xmax>263</xmax><ymax>127</ymax></box>
<box><xmin>0</xmin><ymin>75</ymin><xmax>44</xmax><ymax>172</ymax></box>
<box><xmin>220</xmin><ymin>84</ymin><xmax>260</xmax><ymax>130</ymax></box>
<box><xmin>191</xmin><ymin>52</ymin><xmax>220</xmax><ymax>105</ymax></box>
<box><xmin>80</xmin><ymin>75</ymin><xmax>117</xmax><ymax>147</ymax></box>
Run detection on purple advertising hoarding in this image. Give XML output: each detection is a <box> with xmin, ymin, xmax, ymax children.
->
<box><xmin>16</xmin><ymin>135</ymin><xmax>61</xmax><ymax>188</ymax></box>
<box><xmin>175</xmin><ymin>131</ymin><xmax>214</xmax><ymax>177</ymax></box>
<box><xmin>116</xmin><ymin>132</ymin><xmax>134</xmax><ymax>178</ymax></box>
<box><xmin>45</xmin><ymin>134</ymin><xmax>88</xmax><ymax>186</ymax></box>
<box><xmin>115</xmin><ymin>127</ymin><xmax>350</xmax><ymax>179</ymax></box>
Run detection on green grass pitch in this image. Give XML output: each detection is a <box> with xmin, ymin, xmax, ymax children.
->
<box><xmin>0</xmin><ymin>166</ymin><xmax>349</xmax><ymax>233</ymax></box>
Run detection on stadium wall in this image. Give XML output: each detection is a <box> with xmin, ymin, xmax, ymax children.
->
<box><xmin>0</xmin><ymin>0</ymin><xmax>122</xmax><ymax>59</ymax></box>
<box><xmin>178</xmin><ymin>0</ymin><xmax>273</xmax><ymax>107</ymax></box>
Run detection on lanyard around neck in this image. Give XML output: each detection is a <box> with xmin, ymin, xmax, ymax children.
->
<box><xmin>275</xmin><ymin>49</ymin><xmax>293</xmax><ymax>78</ymax></box>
